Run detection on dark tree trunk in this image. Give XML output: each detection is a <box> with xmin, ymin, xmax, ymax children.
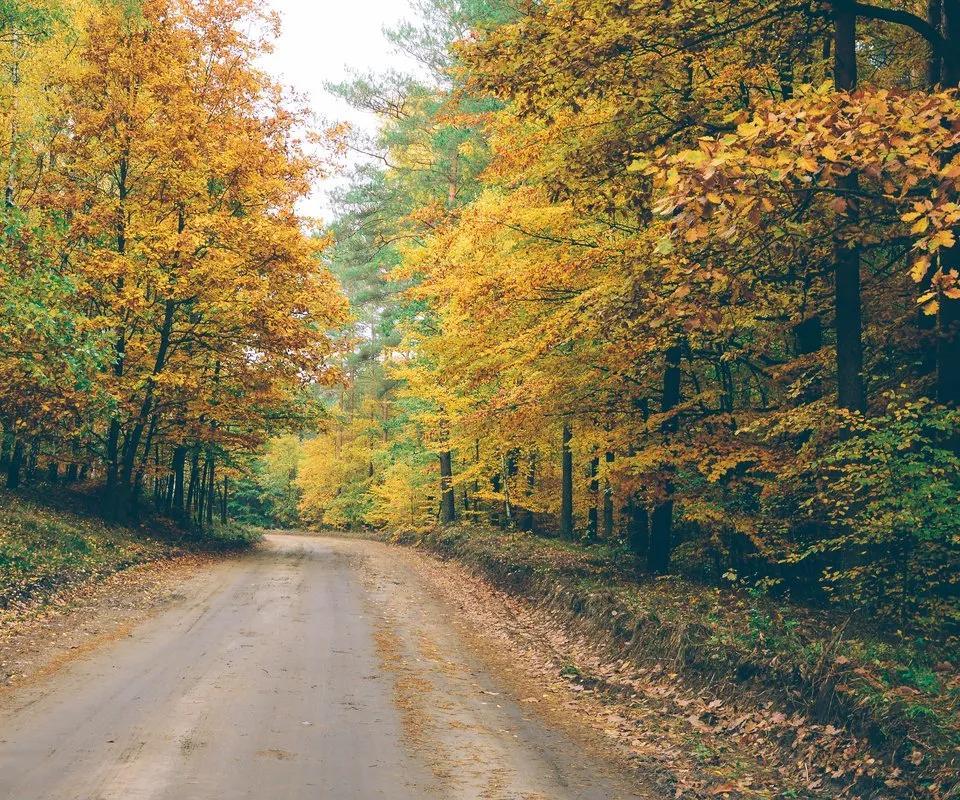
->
<box><xmin>602</xmin><ymin>451</ymin><xmax>615</xmax><ymax>539</ymax></box>
<box><xmin>439</xmin><ymin>451</ymin><xmax>455</xmax><ymax>524</ymax></box>
<box><xmin>649</xmin><ymin>345</ymin><xmax>682</xmax><ymax>575</ymax></box>
<box><xmin>105</xmin><ymin>417</ymin><xmax>122</xmax><ymax>510</ymax></box>
<box><xmin>185</xmin><ymin>447</ymin><xmax>201</xmax><ymax>525</ymax></box>
<box><xmin>929</xmin><ymin>0</ymin><xmax>944</xmax><ymax>85</ymax></box>
<box><xmin>66</xmin><ymin>463</ymin><xmax>79</xmax><ymax>483</ymax></box>
<box><xmin>438</xmin><ymin>418</ymin><xmax>455</xmax><ymax>524</ymax></box>
<box><xmin>25</xmin><ymin>443</ymin><xmax>38</xmax><ymax>484</ymax></box>
<box><xmin>559</xmin><ymin>421</ymin><xmax>574</xmax><ymax>539</ymax></box>
<box><xmin>944</xmin><ymin>0</ymin><xmax>959</xmax><ymax>86</ymax></box>
<box><xmin>6</xmin><ymin>439</ymin><xmax>24</xmax><ymax>490</ymax></box>
<box><xmin>221</xmin><ymin>477</ymin><xmax>228</xmax><ymax>524</ymax></box>
<box><xmin>206</xmin><ymin>456</ymin><xmax>215</xmax><ymax>529</ymax></box>
<box><xmin>489</xmin><ymin>472</ymin><xmax>502</xmax><ymax>526</ymax></box>
<box><xmin>197</xmin><ymin>456</ymin><xmax>209</xmax><ymax>528</ymax></box>
<box><xmin>47</xmin><ymin>461</ymin><xmax>58</xmax><ymax>485</ymax></box>
<box><xmin>519</xmin><ymin>452</ymin><xmax>536</xmax><ymax>532</ymax></box>
<box><xmin>625</xmin><ymin>397</ymin><xmax>649</xmax><ymax>562</ymax></box>
<box><xmin>648</xmin><ymin>499</ymin><xmax>674</xmax><ymax>574</ymax></box>
<box><xmin>833</xmin><ymin>2</ymin><xmax>866</xmax><ymax>412</ymax></box>
<box><xmin>587</xmin><ymin>455</ymin><xmax>599</xmax><ymax>540</ymax></box>
<box><xmin>171</xmin><ymin>446</ymin><xmax>187</xmax><ymax>519</ymax></box>
<box><xmin>626</xmin><ymin>497</ymin><xmax>649</xmax><ymax>558</ymax></box>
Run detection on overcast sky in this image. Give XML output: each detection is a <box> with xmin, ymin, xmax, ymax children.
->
<box><xmin>260</xmin><ymin>0</ymin><xmax>419</xmax><ymax>220</ymax></box>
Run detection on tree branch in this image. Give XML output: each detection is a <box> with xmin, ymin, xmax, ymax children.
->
<box><xmin>850</xmin><ymin>2</ymin><xmax>954</xmax><ymax>67</ymax></box>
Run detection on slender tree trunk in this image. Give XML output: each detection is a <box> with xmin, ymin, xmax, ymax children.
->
<box><xmin>625</xmin><ymin>397</ymin><xmax>650</xmax><ymax>561</ymax></box>
<box><xmin>519</xmin><ymin>452</ymin><xmax>536</xmax><ymax>532</ymax></box>
<box><xmin>833</xmin><ymin>1</ymin><xmax>867</xmax><ymax>412</ymax></box>
<box><xmin>439</xmin><ymin>451</ymin><xmax>455</xmax><ymax>524</ymax></box>
<box><xmin>649</xmin><ymin>345</ymin><xmax>682</xmax><ymax>575</ymax></box>
<box><xmin>197</xmin><ymin>456</ymin><xmax>209</xmax><ymax>528</ymax></box>
<box><xmin>602</xmin><ymin>451</ymin><xmax>615</xmax><ymax>539</ymax></box>
<box><xmin>185</xmin><ymin>447</ymin><xmax>200</xmax><ymax>524</ymax></box>
<box><xmin>66</xmin><ymin>462</ymin><xmax>79</xmax><ymax>483</ymax></box>
<box><xmin>559</xmin><ymin>421</ymin><xmax>574</xmax><ymax>539</ymax></box>
<box><xmin>438</xmin><ymin>420</ymin><xmax>456</xmax><ymax>524</ymax></box>
<box><xmin>221</xmin><ymin>477</ymin><xmax>228</xmax><ymax>524</ymax></box>
<box><xmin>105</xmin><ymin>153</ymin><xmax>130</xmax><ymax>517</ymax></box>
<box><xmin>502</xmin><ymin>453</ymin><xmax>515</xmax><ymax>525</ymax></box>
<box><xmin>6</xmin><ymin>439</ymin><xmax>24</xmax><ymax>490</ymax></box>
<box><xmin>0</xmin><ymin>431</ymin><xmax>11</xmax><ymax>471</ymax></box>
<box><xmin>26</xmin><ymin>443</ymin><xmax>39</xmax><ymax>484</ymax></box>
<box><xmin>171</xmin><ymin>446</ymin><xmax>187</xmax><ymax>519</ymax></box>
<box><xmin>47</xmin><ymin>461</ymin><xmax>58</xmax><ymax>485</ymax></box>
<box><xmin>105</xmin><ymin>417</ymin><xmax>122</xmax><ymax>508</ymax></box>
<box><xmin>206</xmin><ymin>456</ymin><xmax>215</xmax><ymax>529</ymax></box>
<box><xmin>489</xmin><ymin>473</ymin><xmax>502</xmax><ymax>527</ymax></box>
<box><xmin>587</xmin><ymin>455</ymin><xmax>599</xmax><ymax>540</ymax></box>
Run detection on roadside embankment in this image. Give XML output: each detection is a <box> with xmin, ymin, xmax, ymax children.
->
<box><xmin>0</xmin><ymin>491</ymin><xmax>257</xmax><ymax>614</ymax></box>
<box><xmin>387</xmin><ymin>525</ymin><xmax>959</xmax><ymax>799</ymax></box>
<box><xmin>0</xmin><ymin>491</ymin><xmax>260</xmax><ymax>689</ymax></box>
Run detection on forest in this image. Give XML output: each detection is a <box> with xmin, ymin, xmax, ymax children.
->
<box><xmin>288</xmin><ymin>0</ymin><xmax>960</xmax><ymax>644</ymax></box>
<box><xmin>1</xmin><ymin>0</ymin><xmax>958</xmax><ymax>635</ymax></box>
<box><xmin>0</xmin><ymin>0</ymin><xmax>958</xmax><ymax>796</ymax></box>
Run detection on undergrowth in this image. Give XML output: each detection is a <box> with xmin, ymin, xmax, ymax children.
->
<box><xmin>0</xmin><ymin>491</ymin><xmax>259</xmax><ymax>610</ymax></box>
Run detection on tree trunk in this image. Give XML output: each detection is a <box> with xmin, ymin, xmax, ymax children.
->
<box><xmin>6</xmin><ymin>439</ymin><xmax>24</xmax><ymax>490</ymax></box>
<box><xmin>185</xmin><ymin>447</ymin><xmax>201</xmax><ymax>524</ymax></box>
<box><xmin>105</xmin><ymin>417</ymin><xmax>122</xmax><ymax>509</ymax></box>
<box><xmin>171</xmin><ymin>446</ymin><xmax>187</xmax><ymax>519</ymax></box>
<box><xmin>438</xmin><ymin>418</ymin><xmax>456</xmax><ymax>524</ymax></box>
<box><xmin>559</xmin><ymin>421</ymin><xmax>574</xmax><ymax>539</ymax></box>
<box><xmin>587</xmin><ymin>455</ymin><xmax>599</xmax><ymax>540</ymax></box>
<box><xmin>602</xmin><ymin>451</ymin><xmax>615</xmax><ymax>539</ymax></box>
<box><xmin>221</xmin><ymin>477</ymin><xmax>228</xmax><ymax>524</ymax></box>
<box><xmin>197</xmin><ymin>456</ymin><xmax>209</xmax><ymax>528</ymax></box>
<box><xmin>519</xmin><ymin>452</ymin><xmax>536</xmax><ymax>532</ymax></box>
<box><xmin>439</xmin><ymin>451</ymin><xmax>455</xmax><ymax>524</ymax></box>
<box><xmin>833</xmin><ymin>2</ymin><xmax>867</xmax><ymax>412</ymax></box>
<box><xmin>649</xmin><ymin>345</ymin><xmax>682</xmax><ymax>575</ymax></box>
<box><xmin>206</xmin><ymin>456</ymin><xmax>215</xmax><ymax>529</ymax></box>
<box><xmin>626</xmin><ymin>497</ymin><xmax>649</xmax><ymax>558</ymax></box>
<box><xmin>929</xmin><ymin>0</ymin><xmax>944</xmax><ymax>85</ymax></box>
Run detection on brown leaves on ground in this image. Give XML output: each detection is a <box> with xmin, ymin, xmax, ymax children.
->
<box><xmin>403</xmin><ymin>546</ymin><xmax>928</xmax><ymax>800</ymax></box>
<box><xmin>0</xmin><ymin>553</ymin><xmax>216</xmax><ymax>693</ymax></box>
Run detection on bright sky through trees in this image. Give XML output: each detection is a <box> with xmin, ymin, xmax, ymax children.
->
<box><xmin>262</xmin><ymin>0</ymin><xmax>417</xmax><ymax>218</ymax></box>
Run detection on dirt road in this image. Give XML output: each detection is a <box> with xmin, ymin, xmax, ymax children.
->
<box><xmin>0</xmin><ymin>534</ymin><xmax>643</xmax><ymax>799</ymax></box>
